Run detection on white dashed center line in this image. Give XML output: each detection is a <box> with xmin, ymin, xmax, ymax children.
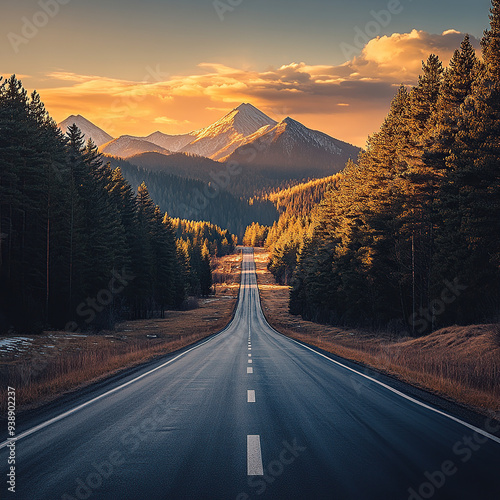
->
<box><xmin>247</xmin><ymin>435</ymin><xmax>264</xmax><ymax>476</ymax></box>
<box><xmin>247</xmin><ymin>367</ymin><xmax>253</xmax><ymax>374</ymax></box>
<box><xmin>247</xmin><ymin>390</ymin><xmax>256</xmax><ymax>402</ymax></box>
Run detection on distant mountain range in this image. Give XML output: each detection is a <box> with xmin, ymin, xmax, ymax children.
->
<box><xmin>180</xmin><ymin>103</ymin><xmax>277</xmax><ymax>160</ymax></box>
<box><xmin>100</xmin><ymin>136</ymin><xmax>171</xmax><ymax>157</ymax></box>
<box><xmin>58</xmin><ymin>104</ymin><xmax>361</xmax><ymax>196</ymax></box>
<box><xmin>221</xmin><ymin>115</ymin><xmax>359</xmax><ymax>177</ymax></box>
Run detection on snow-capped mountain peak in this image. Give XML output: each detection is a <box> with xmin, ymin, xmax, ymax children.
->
<box><xmin>229</xmin><ymin>103</ymin><xmax>278</xmax><ymax>136</ymax></box>
<box><xmin>180</xmin><ymin>103</ymin><xmax>277</xmax><ymax>160</ymax></box>
<box><xmin>272</xmin><ymin>117</ymin><xmax>343</xmax><ymax>156</ymax></box>
<box><xmin>220</xmin><ymin>113</ymin><xmax>360</xmax><ymax>177</ymax></box>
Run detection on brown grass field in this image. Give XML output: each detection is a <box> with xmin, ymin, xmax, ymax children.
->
<box><xmin>254</xmin><ymin>248</ymin><xmax>500</xmax><ymax>416</ymax></box>
<box><xmin>0</xmin><ymin>252</ymin><xmax>242</xmax><ymax>413</ymax></box>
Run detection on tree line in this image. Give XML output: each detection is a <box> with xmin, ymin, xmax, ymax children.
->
<box><xmin>173</xmin><ymin>219</ymin><xmax>237</xmax><ymax>257</ymax></box>
<box><xmin>173</xmin><ymin>219</ymin><xmax>238</xmax><ymax>296</ymax></box>
<box><xmin>108</xmin><ymin>156</ymin><xmax>279</xmax><ymax>239</ymax></box>
<box><xmin>0</xmin><ymin>76</ymin><xmax>214</xmax><ymax>333</ymax></box>
<box><xmin>290</xmin><ymin>3</ymin><xmax>500</xmax><ymax>334</ymax></box>
<box><xmin>243</xmin><ymin>175</ymin><xmax>342</xmax><ymax>284</ymax></box>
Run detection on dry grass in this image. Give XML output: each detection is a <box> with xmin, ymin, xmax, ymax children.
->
<box><xmin>0</xmin><ymin>252</ymin><xmax>242</xmax><ymax>413</ymax></box>
<box><xmin>254</xmin><ymin>248</ymin><xmax>500</xmax><ymax>415</ymax></box>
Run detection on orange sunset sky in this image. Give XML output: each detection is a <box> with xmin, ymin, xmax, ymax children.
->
<box><xmin>1</xmin><ymin>0</ymin><xmax>491</xmax><ymax>147</ymax></box>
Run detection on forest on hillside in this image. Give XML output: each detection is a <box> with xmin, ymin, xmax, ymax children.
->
<box><xmin>252</xmin><ymin>4</ymin><xmax>500</xmax><ymax>335</ymax></box>
<box><xmin>244</xmin><ymin>175</ymin><xmax>343</xmax><ymax>283</ymax></box>
<box><xmin>288</xmin><ymin>10</ymin><xmax>500</xmax><ymax>334</ymax></box>
<box><xmin>108</xmin><ymin>156</ymin><xmax>279</xmax><ymax>238</ymax></box>
<box><xmin>0</xmin><ymin>77</ymin><xmax>222</xmax><ymax>334</ymax></box>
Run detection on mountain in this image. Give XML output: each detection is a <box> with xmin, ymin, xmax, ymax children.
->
<box><xmin>100</xmin><ymin>136</ymin><xmax>171</xmax><ymax>158</ymax></box>
<box><xmin>132</xmin><ymin>131</ymin><xmax>196</xmax><ymax>152</ymax></box>
<box><xmin>123</xmin><ymin>151</ymin><xmax>223</xmax><ymax>181</ymax></box>
<box><xmin>221</xmin><ymin>117</ymin><xmax>360</xmax><ymax>177</ymax></box>
<box><xmin>180</xmin><ymin>103</ymin><xmax>277</xmax><ymax>160</ymax></box>
<box><xmin>59</xmin><ymin>105</ymin><xmax>360</xmax><ymax>194</ymax></box>
<box><xmin>58</xmin><ymin>115</ymin><xmax>113</xmax><ymax>147</ymax></box>
<box><xmin>109</xmin><ymin>157</ymin><xmax>278</xmax><ymax>237</ymax></box>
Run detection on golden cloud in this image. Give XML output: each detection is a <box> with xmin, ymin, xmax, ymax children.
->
<box><xmin>37</xmin><ymin>29</ymin><xmax>479</xmax><ymax>147</ymax></box>
<box><xmin>153</xmin><ymin>117</ymin><xmax>191</xmax><ymax>125</ymax></box>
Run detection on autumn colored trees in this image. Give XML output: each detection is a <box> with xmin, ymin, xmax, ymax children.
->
<box><xmin>291</xmin><ymin>5</ymin><xmax>500</xmax><ymax>334</ymax></box>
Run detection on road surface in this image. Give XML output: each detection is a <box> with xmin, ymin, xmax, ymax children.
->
<box><xmin>1</xmin><ymin>248</ymin><xmax>499</xmax><ymax>499</ymax></box>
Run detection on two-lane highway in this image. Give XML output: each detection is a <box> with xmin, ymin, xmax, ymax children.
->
<box><xmin>1</xmin><ymin>248</ymin><xmax>499</xmax><ymax>499</ymax></box>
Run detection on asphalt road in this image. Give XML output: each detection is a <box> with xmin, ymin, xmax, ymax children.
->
<box><xmin>1</xmin><ymin>248</ymin><xmax>499</xmax><ymax>499</ymax></box>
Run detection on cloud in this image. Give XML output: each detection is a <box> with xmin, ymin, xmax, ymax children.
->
<box><xmin>153</xmin><ymin>117</ymin><xmax>191</xmax><ymax>125</ymax></box>
<box><xmin>38</xmin><ymin>29</ymin><xmax>480</xmax><ymax>147</ymax></box>
<box><xmin>357</xmin><ymin>29</ymin><xmax>478</xmax><ymax>80</ymax></box>
<box><xmin>1</xmin><ymin>73</ymin><xmax>32</xmax><ymax>82</ymax></box>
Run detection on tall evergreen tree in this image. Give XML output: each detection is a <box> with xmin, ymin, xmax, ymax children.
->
<box><xmin>433</xmin><ymin>2</ymin><xmax>500</xmax><ymax>322</ymax></box>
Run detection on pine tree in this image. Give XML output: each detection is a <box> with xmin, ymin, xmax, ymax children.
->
<box><xmin>0</xmin><ymin>76</ymin><xmax>74</xmax><ymax>330</ymax></box>
<box><xmin>199</xmin><ymin>243</ymin><xmax>213</xmax><ymax>296</ymax></box>
<box><xmin>433</xmin><ymin>1</ymin><xmax>500</xmax><ymax>322</ymax></box>
<box><xmin>134</xmin><ymin>182</ymin><xmax>155</xmax><ymax>317</ymax></box>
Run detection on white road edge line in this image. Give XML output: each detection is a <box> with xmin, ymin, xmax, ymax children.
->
<box><xmin>247</xmin><ymin>390</ymin><xmax>256</xmax><ymax>403</ymax></box>
<box><xmin>247</xmin><ymin>435</ymin><xmax>264</xmax><ymax>476</ymax></box>
<box><xmin>251</xmin><ymin>247</ymin><xmax>500</xmax><ymax>445</ymax></box>
<box><xmin>270</xmin><ymin>325</ymin><xmax>500</xmax><ymax>445</ymax></box>
<box><xmin>0</xmin><ymin>326</ymin><xmax>231</xmax><ymax>450</ymax></box>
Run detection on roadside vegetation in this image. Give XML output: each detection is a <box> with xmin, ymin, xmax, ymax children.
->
<box><xmin>255</xmin><ymin>249</ymin><xmax>500</xmax><ymax>416</ymax></box>
<box><xmin>0</xmin><ymin>252</ymin><xmax>242</xmax><ymax>413</ymax></box>
<box><xmin>246</xmin><ymin>9</ymin><xmax>500</xmax><ymax>334</ymax></box>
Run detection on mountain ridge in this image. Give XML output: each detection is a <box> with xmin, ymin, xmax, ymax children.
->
<box><xmin>58</xmin><ymin>115</ymin><xmax>113</xmax><ymax>147</ymax></box>
<box><xmin>222</xmin><ymin>115</ymin><xmax>359</xmax><ymax>176</ymax></box>
<box><xmin>59</xmin><ymin>104</ymin><xmax>361</xmax><ymax>186</ymax></box>
<box><xmin>180</xmin><ymin>103</ymin><xmax>278</xmax><ymax>160</ymax></box>
<box><xmin>100</xmin><ymin>136</ymin><xmax>171</xmax><ymax>158</ymax></box>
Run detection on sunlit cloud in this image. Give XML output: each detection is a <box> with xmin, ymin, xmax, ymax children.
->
<box><xmin>37</xmin><ymin>29</ymin><xmax>480</xmax><ymax>147</ymax></box>
<box><xmin>153</xmin><ymin>117</ymin><xmax>191</xmax><ymax>125</ymax></box>
<box><xmin>1</xmin><ymin>73</ymin><xmax>32</xmax><ymax>81</ymax></box>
